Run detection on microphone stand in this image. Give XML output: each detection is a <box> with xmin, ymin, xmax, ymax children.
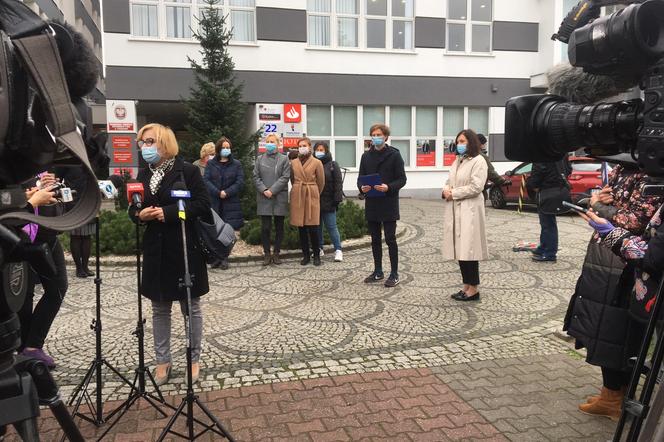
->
<box><xmin>64</xmin><ymin>217</ymin><xmax>135</xmax><ymax>434</ymax></box>
<box><xmin>157</xmin><ymin>194</ymin><xmax>234</xmax><ymax>442</ymax></box>
<box><xmin>99</xmin><ymin>203</ymin><xmax>169</xmax><ymax>439</ymax></box>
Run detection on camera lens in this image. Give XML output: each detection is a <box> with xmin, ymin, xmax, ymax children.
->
<box><xmin>536</xmin><ymin>98</ymin><xmax>641</xmax><ymax>156</ymax></box>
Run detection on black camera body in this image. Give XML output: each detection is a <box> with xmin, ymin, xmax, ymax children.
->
<box><xmin>505</xmin><ymin>0</ymin><xmax>664</xmax><ymax>177</ymax></box>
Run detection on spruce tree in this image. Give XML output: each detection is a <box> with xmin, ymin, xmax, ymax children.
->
<box><xmin>184</xmin><ymin>0</ymin><xmax>259</xmax><ymax>218</ymax></box>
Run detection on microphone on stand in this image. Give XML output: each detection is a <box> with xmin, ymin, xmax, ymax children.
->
<box><xmin>170</xmin><ymin>181</ymin><xmax>190</xmax><ymax>221</ymax></box>
<box><xmin>126</xmin><ymin>181</ymin><xmax>144</xmax><ymax>209</ymax></box>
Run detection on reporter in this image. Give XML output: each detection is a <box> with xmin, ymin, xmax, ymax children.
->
<box><xmin>129</xmin><ymin>123</ymin><xmax>211</xmax><ymax>385</ymax></box>
<box><xmin>564</xmin><ymin>164</ymin><xmax>663</xmax><ymax>420</ymax></box>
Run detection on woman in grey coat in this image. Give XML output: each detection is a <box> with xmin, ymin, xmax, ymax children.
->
<box><xmin>253</xmin><ymin>133</ymin><xmax>291</xmax><ymax>265</ymax></box>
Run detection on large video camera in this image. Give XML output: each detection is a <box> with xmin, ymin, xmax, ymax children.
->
<box><xmin>504</xmin><ymin>0</ymin><xmax>664</xmax><ymax>177</ymax></box>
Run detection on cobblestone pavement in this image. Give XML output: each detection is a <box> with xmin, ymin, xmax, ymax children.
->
<box><xmin>14</xmin><ymin>200</ymin><xmax>618</xmax><ymax>440</ymax></box>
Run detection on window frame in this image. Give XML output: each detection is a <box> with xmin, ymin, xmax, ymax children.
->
<box><xmin>129</xmin><ymin>0</ymin><xmax>257</xmax><ymax>43</ymax></box>
<box><xmin>446</xmin><ymin>0</ymin><xmax>493</xmax><ymax>55</ymax></box>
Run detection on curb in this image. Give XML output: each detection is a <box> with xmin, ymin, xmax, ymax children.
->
<box><xmin>64</xmin><ymin>223</ymin><xmax>408</xmax><ymax>267</ymax></box>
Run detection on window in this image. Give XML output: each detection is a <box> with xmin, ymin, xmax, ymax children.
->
<box><xmin>514</xmin><ymin>163</ymin><xmax>532</xmax><ymax>175</ymax></box>
<box><xmin>130</xmin><ymin>0</ymin><xmax>255</xmax><ymax>42</ymax></box>
<box><xmin>307</xmin><ymin>0</ymin><xmax>413</xmax><ymax>50</ymax></box>
<box><xmin>447</xmin><ymin>0</ymin><xmax>492</xmax><ymax>53</ymax></box>
<box><xmin>308</xmin><ymin>105</ymin><xmax>358</xmax><ymax>167</ymax></box>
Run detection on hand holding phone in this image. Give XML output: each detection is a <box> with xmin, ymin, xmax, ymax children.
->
<box><xmin>562</xmin><ymin>200</ymin><xmax>588</xmax><ymax>214</ymax></box>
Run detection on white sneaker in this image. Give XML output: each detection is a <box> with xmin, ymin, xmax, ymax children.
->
<box><xmin>319</xmin><ymin>248</ymin><xmax>324</xmax><ymax>257</ymax></box>
<box><xmin>334</xmin><ymin>250</ymin><xmax>343</xmax><ymax>262</ymax></box>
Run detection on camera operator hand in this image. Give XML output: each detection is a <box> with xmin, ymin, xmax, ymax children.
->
<box><xmin>26</xmin><ymin>186</ymin><xmax>57</xmax><ymax>207</ymax></box>
<box><xmin>578</xmin><ymin>209</ymin><xmax>616</xmax><ymax>237</ymax></box>
<box><xmin>590</xmin><ymin>186</ymin><xmax>614</xmax><ymax>206</ymax></box>
<box><xmin>38</xmin><ymin>172</ymin><xmax>57</xmax><ymax>189</ymax></box>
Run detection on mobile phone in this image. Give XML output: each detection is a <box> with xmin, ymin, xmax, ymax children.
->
<box><xmin>562</xmin><ymin>200</ymin><xmax>588</xmax><ymax>214</ymax></box>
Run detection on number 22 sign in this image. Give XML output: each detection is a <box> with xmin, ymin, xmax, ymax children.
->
<box><xmin>262</xmin><ymin>123</ymin><xmax>278</xmax><ymax>134</ymax></box>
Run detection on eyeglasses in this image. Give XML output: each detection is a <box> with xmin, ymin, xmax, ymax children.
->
<box><xmin>137</xmin><ymin>138</ymin><xmax>156</xmax><ymax>148</ymax></box>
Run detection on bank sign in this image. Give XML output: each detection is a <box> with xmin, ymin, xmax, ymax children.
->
<box><xmin>256</xmin><ymin>103</ymin><xmax>304</xmax><ymax>152</ymax></box>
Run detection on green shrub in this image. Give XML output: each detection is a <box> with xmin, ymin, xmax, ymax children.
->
<box><xmin>95</xmin><ymin>210</ymin><xmax>143</xmax><ymax>255</ymax></box>
<box><xmin>240</xmin><ymin>200</ymin><xmax>367</xmax><ymax>250</ymax></box>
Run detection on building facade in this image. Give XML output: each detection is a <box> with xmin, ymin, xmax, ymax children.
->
<box><xmin>102</xmin><ymin>0</ymin><xmax>577</xmax><ymax>195</ymax></box>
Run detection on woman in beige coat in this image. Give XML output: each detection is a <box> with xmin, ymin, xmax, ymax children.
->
<box><xmin>290</xmin><ymin>137</ymin><xmax>325</xmax><ymax>266</ymax></box>
<box><xmin>442</xmin><ymin>129</ymin><xmax>489</xmax><ymax>302</ymax></box>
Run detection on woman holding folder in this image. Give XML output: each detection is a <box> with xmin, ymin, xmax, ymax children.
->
<box><xmin>357</xmin><ymin>124</ymin><xmax>407</xmax><ymax>287</ymax></box>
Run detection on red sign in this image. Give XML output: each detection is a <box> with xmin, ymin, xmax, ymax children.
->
<box><xmin>284</xmin><ymin>104</ymin><xmax>302</xmax><ymax>123</ymax></box>
<box><xmin>444</xmin><ymin>153</ymin><xmax>456</xmax><ymax>166</ymax></box>
<box><xmin>112</xmin><ymin>135</ymin><xmax>132</xmax><ymax>149</ymax></box>
<box><xmin>113</xmin><ymin>150</ymin><xmax>133</xmax><ymax>164</ymax></box>
<box><xmin>417</xmin><ymin>153</ymin><xmax>436</xmax><ymax>167</ymax></box>
<box><xmin>108</xmin><ymin>122</ymin><xmax>135</xmax><ymax>132</ymax></box>
<box><xmin>283</xmin><ymin>137</ymin><xmax>300</xmax><ymax>148</ymax></box>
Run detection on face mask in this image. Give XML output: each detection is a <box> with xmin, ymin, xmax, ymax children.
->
<box><xmin>456</xmin><ymin>144</ymin><xmax>467</xmax><ymax>156</ymax></box>
<box><xmin>372</xmin><ymin>136</ymin><xmax>385</xmax><ymax>147</ymax></box>
<box><xmin>208</xmin><ymin>155</ymin><xmax>215</xmax><ymax>161</ymax></box>
<box><xmin>220</xmin><ymin>148</ymin><xmax>231</xmax><ymax>158</ymax></box>
<box><xmin>265</xmin><ymin>143</ymin><xmax>277</xmax><ymax>153</ymax></box>
<box><xmin>142</xmin><ymin>146</ymin><xmax>161</xmax><ymax>164</ymax></box>
<box><xmin>299</xmin><ymin>146</ymin><xmax>310</xmax><ymax>156</ymax></box>
<box><xmin>314</xmin><ymin>151</ymin><xmax>326</xmax><ymax>159</ymax></box>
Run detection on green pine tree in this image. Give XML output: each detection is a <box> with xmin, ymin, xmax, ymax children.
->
<box><xmin>184</xmin><ymin>0</ymin><xmax>259</xmax><ymax>218</ymax></box>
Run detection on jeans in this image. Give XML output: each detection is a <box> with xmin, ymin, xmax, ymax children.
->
<box><xmin>152</xmin><ymin>298</ymin><xmax>203</xmax><ymax>364</ymax></box>
<box><xmin>261</xmin><ymin>215</ymin><xmax>284</xmax><ymax>255</ymax></box>
<box><xmin>536</xmin><ymin>212</ymin><xmax>558</xmax><ymax>258</ymax></box>
<box><xmin>18</xmin><ymin>237</ymin><xmax>68</xmax><ymax>350</ymax></box>
<box><xmin>458</xmin><ymin>260</ymin><xmax>480</xmax><ymax>285</ymax></box>
<box><xmin>298</xmin><ymin>226</ymin><xmax>320</xmax><ymax>258</ymax></box>
<box><xmin>319</xmin><ymin>210</ymin><xmax>342</xmax><ymax>251</ymax></box>
<box><xmin>367</xmin><ymin>221</ymin><xmax>398</xmax><ymax>275</ymax></box>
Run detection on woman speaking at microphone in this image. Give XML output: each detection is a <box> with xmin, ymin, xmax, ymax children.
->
<box><xmin>129</xmin><ymin>123</ymin><xmax>211</xmax><ymax>386</ymax></box>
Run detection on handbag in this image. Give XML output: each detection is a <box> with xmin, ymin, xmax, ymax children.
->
<box><xmin>537</xmin><ymin>161</ymin><xmax>572</xmax><ymax>215</ymax></box>
<box><xmin>196</xmin><ymin>208</ymin><xmax>236</xmax><ymax>260</ymax></box>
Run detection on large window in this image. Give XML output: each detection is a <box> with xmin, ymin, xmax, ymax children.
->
<box><xmin>447</xmin><ymin>0</ymin><xmax>492</xmax><ymax>53</ymax></box>
<box><xmin>307</xmin><ymin>0</ymin><xmax>414</xmax><ymax>50</ymax></box>
<box><xmin>130</xmin><ymin>0</ymin><xmax>256</xmax><ymax>42</ymax></box>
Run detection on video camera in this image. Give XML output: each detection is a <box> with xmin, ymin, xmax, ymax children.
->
<box><xmin>504</xmin><ymin>0</ymin><xmax>664</xmax><ymax>178</ymax></box>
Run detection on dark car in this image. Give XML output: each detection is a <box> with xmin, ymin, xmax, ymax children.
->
<box><xmin>489</xmin><ymin>157</ymin><xmax>611</xmax><ymax>209</ymax></box>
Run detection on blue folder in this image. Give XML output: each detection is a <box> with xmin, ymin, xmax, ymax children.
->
<box><xmin>359</xmin><ymin>174</ymin><xmax>385</xmax><ymax>198</ymax></box>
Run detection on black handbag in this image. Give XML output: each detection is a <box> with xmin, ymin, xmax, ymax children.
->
<box><xmin>537</xmin><ymin>161</ymin><xmax>572</xmax><ymax>215</ymax></box>
<box><xmin>196</xmin><ymin>208</ymin><xmax>236</xmax><ymax>261</ymax></box>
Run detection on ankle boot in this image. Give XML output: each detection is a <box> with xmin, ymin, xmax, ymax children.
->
<box><xmin>585</xmin><ymin>385</ymin><xmax>626</xmax><ymax>405</ymax></box>
<box><xmin>579</xmin><ymin>386</ymin><xmax>623</xmax><ymax>421</ymax></box>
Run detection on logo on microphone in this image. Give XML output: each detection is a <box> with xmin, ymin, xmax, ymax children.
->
<box><xmin>284</xmin><ymin>104</ymin><xmax>302</xmax><ymax>123</ymax></box>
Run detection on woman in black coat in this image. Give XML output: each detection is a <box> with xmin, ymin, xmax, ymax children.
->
<box><xmin>203</xmin><ymin>137</ymin><xmax>245</xmax><ymax>230</ymax></box>
<box><xmin>313</xmin><ymin>141</ymin><xmax>344</xmax><ymax>261</ymax></box>
<box><xmin>129</xmin><ymin>123</ymin><xmax>211</xmax><ymax>386</ymax></box>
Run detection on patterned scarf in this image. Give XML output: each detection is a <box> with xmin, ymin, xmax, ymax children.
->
<box><xmin>149</xmin><ymin>158</ymin><xmax>175</xmax><ymax>195</ymax></box>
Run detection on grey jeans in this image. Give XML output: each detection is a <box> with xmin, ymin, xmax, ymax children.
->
<box><xmin>151</xmin><ymin>298</ymin><xmax>203</xmax><ymax>364</ymax></box>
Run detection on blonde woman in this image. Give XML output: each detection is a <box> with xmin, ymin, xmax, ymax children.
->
<box><xmin>129</xmin><ymin>123</ymin><xmax>212</xmax><ymax>385</ymax></box>
<box><xmin>253</xmin><ymin>134</ymin><xmax>291</xmax><ymax>265</ymax></box>
<box><xmin>193</xmin><ymin>142</ymin><xmax>215</xmax><ymax>176</ymax></box>
<box><xmin>290</xmin><ymin>137</ymin><xmax>325</xmax><ymax>265</ymax></box>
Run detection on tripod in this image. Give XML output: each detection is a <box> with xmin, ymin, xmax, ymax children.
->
<box><xmin>65</xmin><ymin>218</ymin><xmax>134</xmax><ymax>431</ymax></box>
<box><xmin>613</xmin><ymin>277</ymin><xmax>664</xmax><ymax>441</ymax></box>
<box><xmin>157</xmin><ymin>195</ymin><xmax>234</xmax><ymax>441</ymax></box>
<box><xmin>99</xmin><ymin>211</ymin><xmax>168</xmax><ymax>439</ymax></box>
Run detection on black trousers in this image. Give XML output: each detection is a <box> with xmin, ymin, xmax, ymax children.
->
<box><xmin>18</xmin><ymin>237</ymin><xmax>68</xmax><ymax>349</ymax></box>
<box><xmin>298</xmin><ymin>226</ymin><xmax>320</xmax><ymax>257</ymax></box>
<box><xmin>459</xmin><ymin>260</ymin><xmax>480</xmax><ymax>285</ymax></box>
<box><xmin>602</xmin><ymin>366</ymin><xmax>630</xmax><ymax>391</ymax></box>
<box><xmin>367</xmin><ymin>221</ymin><xmax>398</xmax><ymax>275</ymax></box>
<box><xmin>261</xmin><ymin>215</ymin><xmax>284</xmax><ymax>254</ymax></box>
<box><xmin>70</xmin><ymin>234</ymin><xmax>91</xmax><ymax>271</ymax></box>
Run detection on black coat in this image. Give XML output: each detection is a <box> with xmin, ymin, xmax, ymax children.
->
<box><xmin>203</xmin><ymin>155</ymin><xmax>245</xmax><ymax>230</ymax></box>
<box><xmin>357</xmin><ymin>145</ymin><xmax>407</xmax><ymax>222</ymax></box>
<box><xmin>130</xmin><ymin>158</ymin><xmax>211</xmax><ymax>302</ymax></box>
<box><xmin>319</xmin><ymin>154</ymin><xmax>343</xmax><ymax>213</ymax></box>
<box><xmin>526</xmin><ymin>158</ymin><xmax>572</xmax><ymax>192</ymax></box>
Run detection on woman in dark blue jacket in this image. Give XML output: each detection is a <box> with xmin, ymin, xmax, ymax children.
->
<box><xmin>203</xmin><ymin>137</ymin><xmax>245</xmax><ymax>267</ymax></box>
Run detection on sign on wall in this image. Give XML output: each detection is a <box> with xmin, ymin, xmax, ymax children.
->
<box><xmin>106</xmin><ymin>100</ymin><xmax>137</xmax><ymax>133</ymax></box>
<box><xmin>256</xmin><ymin>103</ymin><xmax>304</xmax><ymax>153</ymax></box>
<box><xmin>107</xmin><ymin>100</ymin><xmax>138</xmax><ymax>176</ymax></box>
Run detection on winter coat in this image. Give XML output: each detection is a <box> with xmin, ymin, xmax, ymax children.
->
<box><xmin>289</xmin><ymin>156</ymin><xmax>325</xmax><ymax>227</ymax></box>
<box><xmin>319</xmin><ymin>153</ymin><xmax>343</xmax><ymax>212</ymax></box>
<box><xmin>356</xmin><ymin>145</ymin><xmax>407</xmax><ymax>222</ymax></box>
<box><xmin>526</xmin><ymin>158</ymin><xmax>572</xmax><ymax>194</ymax></box>
<box><xmin>129</xmin><ymin>157</ymin><xmax>211</xmax><ymax>302</ymax></box>
<box><xmin>192</xmin><ymin>159</ymin><xmax>206</xmax><ymax>176</ymax></box>
<box><xmin>480</xmin><ymin>153</ymin><xmax>505</xmax><ymax>185</ymax></box>
<box><xmin>203</xmin><ymin>155</ymin><xmax>245</xmax><ymax>230</ymax></box>
<box><xmin>563</xmin><ymin>166</ymin><xmax>664</xmax><ymax>369</ymax></box>
<box><xmin>253</xmin><ymin>152</ymin><xmax>291</xmax><ymax>217</ymax></box>
<box><xmin>442</xmin><ymin>154</ymin><xmax>489</xmax><ymax>261</ymax></box>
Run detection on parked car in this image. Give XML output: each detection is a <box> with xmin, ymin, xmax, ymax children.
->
<box><xmin>489</xmin><ymin>157</ymin><xmax>611</xmax><ymax>209</ymax></box>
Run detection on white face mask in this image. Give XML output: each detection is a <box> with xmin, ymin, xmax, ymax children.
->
<box><xmin>208</xmin><ymin>155</ymin><xmax>215</xmax><ymax>161</ymax></box>
<box><xmin>298</xmin><ymin>146</ymin><xmax>310</xmax><ymax>156</ymax></box>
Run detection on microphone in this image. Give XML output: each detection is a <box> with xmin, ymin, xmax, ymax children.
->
<box><xmin>126</xmin><ymin>181</ymin><xmax>144</xmax><ymax>209</ymax></box>
<box><xmin>546</xmin><ymin>63</ymin><xmax>638</xmax><ymax>103</ymax></box>
<box><xmin>170</xmin><ymin>181</ymin><xmax>190</xmax><ymax>221</ymax></box>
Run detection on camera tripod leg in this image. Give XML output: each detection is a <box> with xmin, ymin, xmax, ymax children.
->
<box><xmin>13</xmin><ymin>417</ymin><xmax>40</xmax><ymax>442</ymax></box>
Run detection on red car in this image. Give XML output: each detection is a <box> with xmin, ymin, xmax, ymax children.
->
<box><xmin>489</xmin><ymin>157</ymin><xmax>610</xmax><ymax>209</ymax></box>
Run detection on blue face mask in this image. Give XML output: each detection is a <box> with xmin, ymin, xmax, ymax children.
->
<box><xmin>221</xmin><ymin>148</ymin><xmax>231</xmax><ymax>158</ymax></box>
<box><xmin>141</xmin><ymin>146</ymin><xmax>161</xmax><ymax>164</ymax></box>
<box><xmin>371</xmin><ymin>136</ymin><xmax>385</xmax><ymax>147</ymax></box>
<box><xmin>265</xmin><ymin>143</ymin><xmax>277</xmax><ymax>153</ymax></box>
<box><xmin>314</xmin><ymin>151</ymin><xmax>326</xmax><ymax>159</ymax></box>
<box><xmin>456</xmin><ymin>144</ymin><xmax>467</xmax><ymax>156</ymax></box>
